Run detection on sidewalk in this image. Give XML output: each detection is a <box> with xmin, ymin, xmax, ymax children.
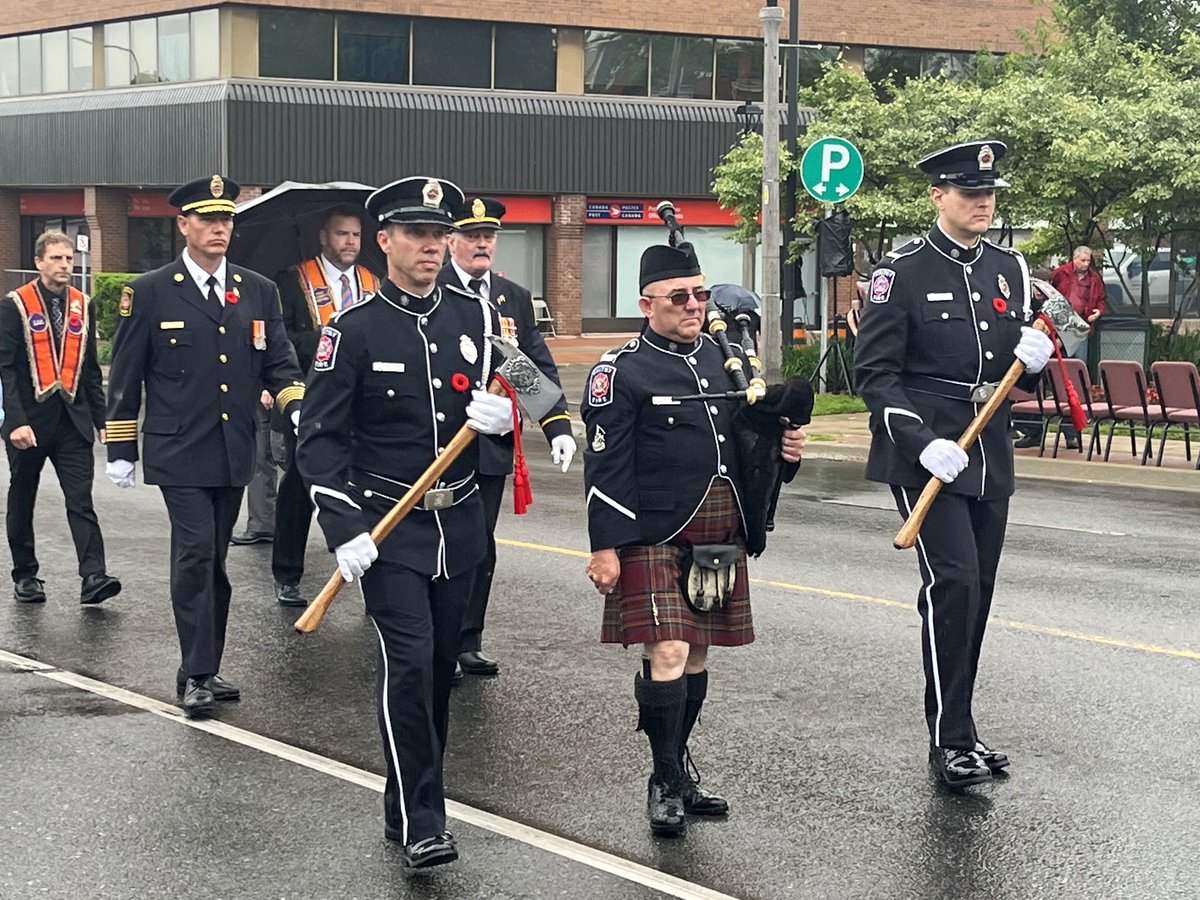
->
<box><xmin>547</xmin><ymin>335</ymin><xmax>1200</xmax><ymax>493</ymax></box>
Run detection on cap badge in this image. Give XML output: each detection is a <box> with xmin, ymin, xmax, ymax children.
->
<box><xmin>998</xmin><ymin>273</ymin><xmax>1011</xmax><ymax>299</ymax></box>
<box><xmin>471</xmin><ymin>198</ymin><xmax>486</xmax><ymax>218</ymax></box>
<box><xmin>210</xmin><ymin>175</ymin><xmax>224</xmax><ymax>198</ymax></box>
<box><xmin>977</xmin><ymin>145</ymin><xmax>994</xmax><ymax>172</ymax></box>
<box><xmin>423</xmin><ymin>180</ymin><xmax>443</xmax><ymax>209</ymax></box>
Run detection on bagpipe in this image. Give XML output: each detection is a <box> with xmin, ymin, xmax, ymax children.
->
<box><xmin>656</xmin><ymin>201</ymin><xmax>815</xmax><ymax>555</ymax></box>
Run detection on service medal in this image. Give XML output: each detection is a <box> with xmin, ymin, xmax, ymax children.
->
<box><xmin>459</xmin><ymin>334</ymin><xmax>478</xmax><ymax>364</ymax></box>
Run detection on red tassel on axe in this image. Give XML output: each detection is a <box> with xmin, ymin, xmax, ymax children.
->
<box><xmin>1036</xmin><ymin>312</ymin><xmax>1088</xmax><ymax>433</ymax></box>
<box><xmin>492</xmin><ymin>373</ymin><xmax>532</xmax><ymax>514</ymax></box>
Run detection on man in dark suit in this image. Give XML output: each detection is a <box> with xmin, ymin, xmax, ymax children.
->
<box><xmin>1</xmin><ymin>231</ymin><xmax>121</xmax><ymax>605</ymax></box>
<box><xmin>438</xmin><ymin>197</ymin><xmax>575</xmax><ymax>677</ymax></box>
<box><xmin>105</xmin><ymin>175</ymin><xmax>306</xmax><ymax>718</ymax></box>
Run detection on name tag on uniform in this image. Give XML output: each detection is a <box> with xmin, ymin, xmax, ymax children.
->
<box><xmin>925</xmin><ymin>292</ymin><xmax>954</xmax><ymax>302</ymax></box>
<box><xmin>159</xmin><ymin>321</ymin><xmax>185</xmax><ymax>330</ymax></box>
<box><xmin>372</xmin><ymin>361</ymin><xmax>405</xmax><ymax>373</ymax></box>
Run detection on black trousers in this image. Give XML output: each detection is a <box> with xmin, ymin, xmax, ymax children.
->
<box><xmin>892</xmin><ymin>486</ymin><xmax>1009</xmax><ymax>751</ymax></box>
<box><xmin>459</xmin><ymin>473</ymin><xmax>506</xmax><ymax>654</ymax></box>
<box><xmin>6</xmin><ymin>416</ymin><xmax>105</xmax><ymax>582</ymax></box>
<box><xmin>160</xmin><ymin>485</ymin><xmax>244</xmax><ymax>678</ymax></box>
<box><xmin>270</xmin><ymin>431</ymin><xmax>312</xmax><ymax>586</ymax></box>
<box><xmin>364</xmin><ymin>561</ymin><xmax>470</xmax><ymax>844</ymax></box>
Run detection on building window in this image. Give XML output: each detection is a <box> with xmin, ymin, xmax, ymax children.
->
<box><xmin>157</xmin><ymin>14</ymin><xmax>189</xmax><ymax>82</ymax></box>
<box><xmin>584</xmin><ymin>30</ymin><xmax>649</xmax><ymax>96</ymax></box>
<box><xmin>129</xmin><ymin>218</ymin><xmax>180</xmax><ymax>273</ymax></box>
<box><xmin>18</xmin><ymin>34</ymin><xmax>41</xmax><ymax>95</ymax></box>
<box><xmin>494</xmin><ymin>24</ymin><xmax>556</xmax><ymax>92</ymax></box>
<box><xmin>864</xmin><ymin>47</ymin><xmax>924</xmax><ymax>89</ymax></box>
<box><xmin>651</xmin><ymin>35</ymin><xmax>713</xmax><ymax>99</ymax></box>
<box><xmin>260</xmin><ymin>9</ymin><xmax>334</xmax><ymax>80</ymax></box>
<box><xmin>337</xmin><ymin>13</ymin><xmax>410</xmax><ymax>85</ymax></box>
<box><xmin>0</xmin><ymin>37</ymin><xmax>18</xmax><ymax>97</ymax></box>
<box><xmin>191</xmin><ymin>9</ymin><xmax>220</xmax><ymax>80</ymax></box>
<box><xmin>41</xmin><ymin>31</ymin><xmax>69</xmax><ymax>94</ymax></box>
<box><xmin>793</xmin><ymin>45</ymin><xmax>839</xmax><ymax>90</ymax></box>
<box><xmin>412</xmin><ymin>19</ymin><xmax>491</xmax><ymax>88</ymax></box>
<box><xmin>129</xmin><ymin>17</ymin><xmax>159</xmax><ymax>82</ymax></box>
<box><xmin>68</xmin><ymin>28</ymin><xmax>93</xmax><ymax>91</ymax></box>
<box><xmin>921</xmin><ymin>51</ymin><xmax>976</xmax><ymax>81</ymax></box>
<box><xmin>715</xmin><ymin>39</ymin><xmax>762</xmax><ymax>101</ymax></box>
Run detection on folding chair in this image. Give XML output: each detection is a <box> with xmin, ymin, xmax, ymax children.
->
<box><xmin>531</xmin><ymin>298</ymin><xmax>557</xmax><ymax>337</ymax></box>
<box><xmin>1149</xmin><ymin>361</ymin><xmax>1200</xmax><ymax>467</ymax></box>
<box><xmin>1058</xmin><ymin>358</ymin><xmax>1115</xmax><ymax>461</ymax></box>
<box><xmin>1097</xmin><ymin>360</ymin><xmax>1162</xmax><ymax>464</ymax></box>
<box><xmin>1009</xmin><ymin>375</ymin><xmax>1054</xmax><ymax>456</ymax></box>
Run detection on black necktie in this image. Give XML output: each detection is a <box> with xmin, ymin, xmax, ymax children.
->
<box><xmin>206</xmin><ymin>275</ymin><xmax>221</xmax><ymax>312</ymax></box>
<box><xmin>468</xmin><ymin>278</ymin><xmax>484</xmax><ymax>297</ymax></box>
<box><xmin>47</xmin><ymin>292</ymin><xmax>65</xmax><ymax>339</ymax></box>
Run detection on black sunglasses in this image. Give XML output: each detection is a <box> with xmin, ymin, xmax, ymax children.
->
<box><xmin>643</xmin><ymin>287</ymin><xmax>712</xmax><ymax>306</ymax></box>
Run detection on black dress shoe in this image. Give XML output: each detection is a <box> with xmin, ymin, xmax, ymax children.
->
<box><xmin>647</xmin><ymin>776</ymin><xmax>687</xmax><ymax>837</ymax></box>
<box><xmin>457</xmin><ymin>650</ymin><xmax>500</xmax><ymax>676</ymax></box>
<box><xmin>230</xmin><ymin>530</ymin><xmax>273</xmax><ymax>546</ymax></box>
<box><xmin>80</xmin><ymin>573</ymin><xmax>122</xmax><ymax>605</ymax></box>
<box><xmin>1013</xmin><ymin>433</ymin><xmax>1041</xmax><ymax>449</ymax></box>
<box><xmin>1064</xmin><ymin>436</ymin><xmax>1082</xmax><ymax>450</ymax></box>
<box><xmin>180</xmin><ymin>678</ymin><xmax>216</xmax><ymax>718</ymax></box>
<box><xmin>275</xmin><ymin>581</ymin><xmax>308</xmax><ymax>607</ymax></box>
<box><xmin>452</xmin><ymin>661</ymin><xmax>464</xmax><ymax>685</ymax></box>
<box><xmin>681</xmin><ymin>779</ymin><xmax>729</xmax><ymax>817</ymax></box>
<box><xmin>176</xmin><ymin>670</ymin><xmax>240</xmax><ymax>701</ymax></box>
<box><xmin>929</xmin><ymin>746</ymin><xmax>992</xmax><ymax>788</ymax></box>
<box><xmin>13</xmin><ymin>576</ymin><xmax>46</xmax><ymax>603</ymax></box>
<box><xmin>402</xmin><ymin>833</ymin><xmax>458</xmax><ymax>869</ymax></box>
<box><xmin>974</xmin><ymin>741</ymin><xmax>1010</xmax><ymax>773</ymax></box>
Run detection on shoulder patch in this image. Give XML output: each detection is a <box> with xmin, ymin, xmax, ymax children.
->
<box><xmin>588</xmin><ymin>363</ymin><xmax>617</xmax><ymax>407</ymax></box>
<box><xmin>869</xmin><ymin>268</ymin><xmax>897</xmax><ymax>304</ymax></box>
<box><xmin>118</xmin><ymin>285</ymin><xmax>134</xmax><ymax>317</ymax></box>
<box><xmin>313</xmin><ymin>326</ymin><xmax>341</xmax><ymax>372</ymax></box>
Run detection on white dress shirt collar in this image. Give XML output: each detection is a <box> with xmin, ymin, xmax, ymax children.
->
<box><xmin>450</xmin><ymin>258</ymin><xmax>491</xmax><ymax>300</ymax></box>
<box><xmin>182</xmin><ymin>249</ymin><xmax>228</xmax><ymax>301</ymax></box>
<box><xmin>320</xmin><ymin>254</ymin><xmax>358</xmax><ymax>307</ymax></box>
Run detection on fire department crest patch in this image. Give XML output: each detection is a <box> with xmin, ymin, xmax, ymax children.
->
<box><xmin>313</xmin><ymin>327</ymin><xmax>340</xmax><ymax>372</ymax></box>
<box><xmin>588</xmin><ymin>364</ymin><xmax>616</xmax><ymax>407</ymax></box>
<box><xmin>870</xmin><ymin>268</ymin><xmax>897</xmax><ymax>304</ymax></box>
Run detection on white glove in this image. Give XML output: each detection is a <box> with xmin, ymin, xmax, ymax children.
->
<box><xmin>106</xmin><ymin>459</ymin><xmax>136</xmax><ymax>489</ymax></box>
<box><xmin>465</xmin><ymin>390</ymin><xmax>514</xmax><ymax>436</ymax></box>
<box><xmin>335</xmin><ymin>532</ymin><xmax>378</xmax><ymax>583</ymax></box>
<box><xmin>550</xmin><ymin>434</ymin><xmax>577</xmax><ymax>473</ymax></box>
<box><xmin>290</xmin><ymin>409</ymin><xmax>301</xmax><ymax>436</ymax></box>
<box><xmin>1014</xmin><ymin>326</ymin><xmax>1054</xmax><ymax>374</ymax></box>
<box><xmin>919</xmin><ymin>439</ymin><xmax>969</xmax><ymax>484</ymax></box>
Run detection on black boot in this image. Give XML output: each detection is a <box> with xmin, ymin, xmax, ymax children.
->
<box><xmin>678</xmin><ymin>670</ymin><xmax>729</xmax><ymax>817</ymax></box>
<box><xmin>634</xmin><ymin>671</ymin><xmax>687</xmax><ymax>837</ymax></box>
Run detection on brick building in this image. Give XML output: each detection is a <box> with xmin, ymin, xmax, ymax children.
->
<box><xmin>0</xmin><ymin>1</ymin><xmax>1044</xmax><ymax>332</ymax></box>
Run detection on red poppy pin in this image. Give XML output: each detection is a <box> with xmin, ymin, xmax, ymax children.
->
<box><xmin>451</xmin><ymin>373</ymin><xmax>471</xmax><ymax>393</ymax></box>
<box><xmin>992</xmin><ymin>297</ymin><xmax>1007</xmax><ymax>314</ymax></box>
<box><xmin>225</xmin><ymin>290</ymin><xmax>239</xmax><ymax>305</ymax></box>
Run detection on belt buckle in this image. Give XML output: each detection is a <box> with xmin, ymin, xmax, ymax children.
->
<box><xmin>423</xmin><ymin>488</ymin><xmax>453</xmax><ymax>511</ymax></box>
<box><xmin>969</xmin><ymin>382</ymin><xmax>997</xmax><ymax>403</ymax></box>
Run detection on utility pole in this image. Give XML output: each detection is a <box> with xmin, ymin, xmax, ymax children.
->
<box><xmin>782</xmin><ymin>0</ymin><xmax>800</xmax><ymax>357</ymax></box>
<box><xmin>760</xmin><ymin>3</ymin><xmax>784</xmax><ymax>382</ymax></box>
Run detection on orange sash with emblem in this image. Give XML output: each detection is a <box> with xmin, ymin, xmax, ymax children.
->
<box><xmin>10</xmin><ymin>281</ymin><xmax>89</xmax><ymax>402</ymax></box>
<box><xmin>296</xmin><ymin>258</ymin><xmax>380</xmax><ymax>328</ymax></box>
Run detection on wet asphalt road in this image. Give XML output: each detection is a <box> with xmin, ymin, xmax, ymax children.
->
<box><xmin>2</xmin><ymin>446</ymin><xmax>1199</xmax><ymax>899</ymax></box>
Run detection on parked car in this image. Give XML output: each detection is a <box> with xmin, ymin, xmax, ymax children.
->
<box><xmin>1100</xmin><ymin>247</ymin><xmax>1186</xmax><ymax>311</ymax></box>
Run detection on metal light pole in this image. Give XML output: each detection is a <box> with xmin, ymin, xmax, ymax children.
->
<box><xmin>782</xmin><ymin>0</ymin><xmax>800</xmax><ymax>354</ymax></box>
<box><xmin>759</xmin><ymin>4</ymin><xmax>784</xmax><ymax>382</ymax></box>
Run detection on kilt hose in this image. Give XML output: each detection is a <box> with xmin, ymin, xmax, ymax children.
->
<box><xmin>602</xmin><ymin>480</ymin><xmax>753</xmax><ymax>648</ymax></box>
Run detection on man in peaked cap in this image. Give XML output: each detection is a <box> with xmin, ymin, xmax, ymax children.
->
<box><xmin>105</xmin><ymin>174</ymin><xmax>306</xmax><ymax>719</ymax></box>
<box><xmin>295</xmin><ymin>176</ymin><xmax>512</xmax><ymax>870</ymax></box>
<box><xmin>855</xmin><ymin>141</ymin><xmax>1056</xmax><ymax>788</ymax></box>
<box><xmin>437</xmin><ymin>196</ymin><xmax>574</xmax><ymax>680</ymax></box>
<box><xmin>582</xmin><ymin>239</ymin><xmax>805</xmax><ymax>838</ymax></box>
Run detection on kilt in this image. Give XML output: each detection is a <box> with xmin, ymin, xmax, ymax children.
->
<box><xmin>601</xmin><ymin>479</ymin><xmax>753</xmax><ymax>648</ymax></box>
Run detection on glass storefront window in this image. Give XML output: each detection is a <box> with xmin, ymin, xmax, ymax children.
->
<box><xmin>651</xmin><ymin>35</ymin><xmax>713</xmax><ymax>99</ymax></box>
<box><xmin>0</xmin><ymin>37</ymin><xmax>18</xmax><ymax>97</ymax></box>
<box><xmin>19</xmin><ymin>34</ymin><xmax>41</xmax><ymax>95</ymax></box>
<box><xmin>260</xmin><ymin>9</ymin><xmax>334</xmax><ymax>80</ymax></box>
<box><xmin>130</xmin><ymin>18</ymin><xmax>159</xmax><ymax>83</ymax></box>
<box><xmin>493</xmin><ymin>227</ymin><xmax>546</xmax><ymax>299</ymax></box>
<box><xmin>715</xmin><ymin>39</ymin><xmax>762</xmax><ymax>101</ymax></box>
<box><xmin>103</xmin><ymin>22</ymin><xmax>132</xmax><ymax>86</ymax></box>
<box><xmin>337</xmin><ymin>13</ymin><xmax>410</xmax><ymax>85</ymax></box>
<box><xmin>584</xmin><ymin>30</ymin><xmax>649</xmax><ymax>96</ymax></box>
<box><xmin>129</xmin><ymin>218</ymin><xmax>180</xmax><ymax>273</ymax></box>
<box><xmin>864</xmin><ymin>47</ymin><xmax>923</xmax><ymax>90</ymax></box>
<box><xmin>494</xmin><ymin>24</ymin><xmax>556</xmax><ymax>92</ymax></box>
<box><xmin>413</xmin><ymin>19</ymin><xmax>490</xmax><ymax>88</ymax></box>
<box><xmin>157</xmin><ymin>14</ymin><xmax>189</xmax><ymax>82</ymax></box>
<box><xmin>582</xmin><ymin>228</ymin><xmax>614</xmax><ymax>319</ymax></box>
<box><xmin>793</xmin><ymin>45</ymin><xmax>839</xmax><ymax>90</ymax></box>
<box><xmin>191</xmin><ymin>9</ymin><xmax>220</xmax><ymax>80</ymax></box>
<box><xmin>68</xmin><ymin>28</ymin><xmax>92</xmax><ymax>91</ymax></box>
<box><xmin>922</xmin><ymin>51</ymin><xmax>975</xmax><ymax>81</ymax></box>
<box><xmin>41</xmin><ymin>31</ymin><xmax>69</xmax><ymax>94</ymax></box>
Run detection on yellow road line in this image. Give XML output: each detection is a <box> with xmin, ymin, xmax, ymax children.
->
<box><xmin>498</xmin><ymin>538</ymin><xmax>1200</xmax><ymax>662</ymax></box>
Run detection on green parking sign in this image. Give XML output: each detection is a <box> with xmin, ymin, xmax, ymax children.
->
<box><xmin>800</xmin><ymin>137</ymin><xmax>864</xmax><ymax>203</ymax></box>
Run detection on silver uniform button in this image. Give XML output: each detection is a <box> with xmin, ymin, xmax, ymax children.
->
<box><xmin>718</xmin><ymin>434</ymin><xmax>726</xmax><ymax>443</ymax></box>
<box><xmin>941</xmin><ymin>312</ymin><xmax>950</xmax><ymax>320</ymax></box>
<box><xmin>437</xmin><ymin>446</ymin><xmax>445</xmax><ymax>455</ymax></box>
<box><xmin>420</xmin><ymin>316</ymin><xmax>429</xmax><ymax>325</ymax></box>
<box><xmin>980</xmin><ymin>321</ymin><xmax>989</xmax><ymax>331</ymax></box>
<box><xmin>432</xmin><ymin>378</ymin><xmax>443</xmax><ymax>388</ymax></box>
<box><xmin>985</xmin><ymin>351</ymin><xmax>994</xmax><ymax>360</ymax></box>
<box><xmin>700</xmin><ymin>378</ymin><xmax>709</xmax><ymax>388</ymax></box>
<box><xmin>709</xmin><ymin>405</ymin><xmax>719</xmax><ymax>415</ymax></box>
<box><xmin>430</xmin><ymin>343</ymin><xmax>438</xmax><ymax>353</ymax></box>
<box><xmin>364</xmin><ymin>489</ymin><xmax>374</xmax><ymax>498</ymax></box>
<box><xmin>667</xmin><ymin>416</ymin><xmax>675</xmax><ymax>425</ymax></box>
<box><xmin>436</xmin><ymin>412</ymin><xmax>445</xmax><ymax>422</ymax></box>
<box><xmin>688</xmin><ymin>357</ymin><xmax>697</xmax><ymax>365</ymax></box>
<box><xmin>972</xmin><ymin>292</ymin><xmax>981</xmax><ymax>301</ymax></box>
<box><xmin>719</xmin><ymin>464</ymin><xmax>727</xmax><ymax>474</ymax></box>
<box><xmin>965</xmin><ymin>265</ymin><xmax>973</xmax><ymax>274</ymax></box>
<box><xmin>951</xmin><ymin>248</ymin><xmax>960</xmax><ymax>259</ymax></box>
<box><xmin>386</xmin><ymin>389</ymin><xmax>395</xmax><ymax>398</ymax></box>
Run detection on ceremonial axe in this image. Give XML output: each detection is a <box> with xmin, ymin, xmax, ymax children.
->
<box><xmin>295</xmin><ymin>336</ymin><xmax>564</xmax><ymax>633</ymax></box>
<box><xmin>893</xmin><ymin>280</ymin><xmax>1090</xmax><ymax>550</ymax></box>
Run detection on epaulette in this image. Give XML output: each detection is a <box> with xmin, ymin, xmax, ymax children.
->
<box><xmin>442</xmin><ymin>283</ymin><xmax>478</xmax><ymax>300</ymax></box>
<box><xmin>330</xmin><ymin>291</ymin><xmax>375</xmax><ymax>323</ymax></box>
<box><xmin>982</xmin><ymin>238</ymin><xmax>1023</xmax><ymax>258</ymax></box>
<box><xmin>884</xmin><ymin>237</ymin><xmax>926</xmax><ymax>262</ymax></box>
<box><xmin>598</xmin><ymin>337</ymin><xmax>639</xmax><ymax>363</ymax></box>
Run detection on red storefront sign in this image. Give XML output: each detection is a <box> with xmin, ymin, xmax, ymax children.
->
<box><xmin>488</xmin><ymin>196</ymin><xmax>552</xmax><ymax>224</ymax></box>
<box><xmin>127</xmin><ymin>192</ymin><xmax>176</xmax><ymax>218</ymax></box>
<box><xmin>585</xmin><ymin>198</ymin><xmax>737</xmax><ymax>227</ymax></box>
<box><xmin>19</xmin><ymin>191</ymin><xmax>85</xmax><ymax>216</ymax></box>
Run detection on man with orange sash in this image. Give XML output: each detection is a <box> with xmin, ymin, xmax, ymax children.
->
<box><xmin>269</xmin><ymin>205</ymin><xmax>380</xmax><ymax>606</ymax></box>
<box><xmin>0</xmin><ymin>231</ymin><xmax>121</xmax><ymax>605</ymax></box>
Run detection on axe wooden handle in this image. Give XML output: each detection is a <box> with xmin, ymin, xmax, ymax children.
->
<box><xmin>892</xmin><ymin>318</ymin><xmax>1051</xmax><ymax>551</ymax></box>
<box><xmin>294</xmin><ymin>380</ymin><xmax>508</xmax><ymax>633</ymax></box>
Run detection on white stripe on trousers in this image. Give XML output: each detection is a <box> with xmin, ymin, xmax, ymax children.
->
<box><xmin>899</xmin><ymin>487</ymin><xmax>945</xmax><ymax>748</ymax></box>
<box><xmin>371</xmin><ymin>616</ymin><xmax>410</xmax><ymax>844</ymax></box>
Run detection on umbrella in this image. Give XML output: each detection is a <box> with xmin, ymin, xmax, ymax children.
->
<box><xmin>227</xmin><ymin>181</ymin><xmax>383</xmax><ymax>281</ymax></box>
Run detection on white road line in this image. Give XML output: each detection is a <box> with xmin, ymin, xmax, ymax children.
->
<box><xmin>0</xmin><ymin>648</ymin><xmax>740</xmax><ymax>900</ymax></box>
<box><xmin>817</xmin><ymin>498</ymin><xmax>1131</xmax><ymax>536</ymax></box>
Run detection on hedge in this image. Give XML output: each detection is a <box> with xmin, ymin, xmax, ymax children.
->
<box><xmin>91</xmin><ymin>273</ymin><xmax>138</xmax><ymax>342</ymax></box>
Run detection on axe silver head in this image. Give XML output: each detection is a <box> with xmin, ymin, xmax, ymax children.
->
<box><xmin>1031</xmin><ymin>277</ymin><xmax>1091</xmax><ymax>357</ymax></box>
<box><xmin>487</xmin><ymin>335</ymin><xmax>564</xmax><ymax>422</ymax></box>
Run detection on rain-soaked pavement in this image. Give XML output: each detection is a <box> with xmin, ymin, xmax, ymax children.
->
<box><xmin>2</xmin><ymin>445</ymin><xmax>1198</xmax><ymax>899</ymax></box>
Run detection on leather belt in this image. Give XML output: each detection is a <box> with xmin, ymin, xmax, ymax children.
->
<box><xmin>903</xmin><ymin>375</ymin><xmax>1000</xmax><ymax>404</ymax></box>
<box><xmin>353</xmin><ymin>470</ymin><xmax>477</xmax><ymax>510</ymax></box>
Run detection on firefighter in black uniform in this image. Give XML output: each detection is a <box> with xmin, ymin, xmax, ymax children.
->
<box><xmin>295</xmin><ymin>176</ymin><xmax>512</xmax><ymax>870</ymax></box>
<box><xmin>855</xmin><ymin>141</ymin><xmax>1055</xmax><ymax>787</ymax></box>
<box><xmin>437</xmin><ymin>196</ymin><xmax>575</xmax><ymax>677</ymax></box>
<box><xmin>105</xmin><ymin>175</ymin><xmax>306</xmax><ymax>719</ymax></box>
<box><xmin>582</xmin><ymin>242</ymin><xmax>805</xmax><ymax>837</ymax></box>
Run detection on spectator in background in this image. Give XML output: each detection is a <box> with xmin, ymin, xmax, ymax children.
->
<box><xmin>1051</xmin><ymin>246</ymin><xmax>1105</xmax><ymax>361</ymax></box>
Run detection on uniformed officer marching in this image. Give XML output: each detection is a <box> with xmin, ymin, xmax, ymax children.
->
<box><xmin>582</xmin><ymin>241</ymin><xmax>805</xmax><ymax>837</ymax></box>
<box><xmin>105</xmin><ymin>175</ymin><xmax>306</xmax><ymax>718</ymax></box>
<box><xmin>854</xmin><ymin>141</ymin><xmax>1055</xmax><ymax>787</ymax></box>
<box><xmin>437</xmin><ymin>196</ymin><xmax>575</xmax><ymax>678</ymax></box>
<box><xmin>295</xmin><ymin>176</ymin><xmax>513</xmax><ymax>870</ymax></box>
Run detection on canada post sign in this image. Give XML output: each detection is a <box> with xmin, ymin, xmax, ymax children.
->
<box><xmin>587</xmin><ymin>202</ymin><xmax>645</xmax><ymax>220</ymax></box>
